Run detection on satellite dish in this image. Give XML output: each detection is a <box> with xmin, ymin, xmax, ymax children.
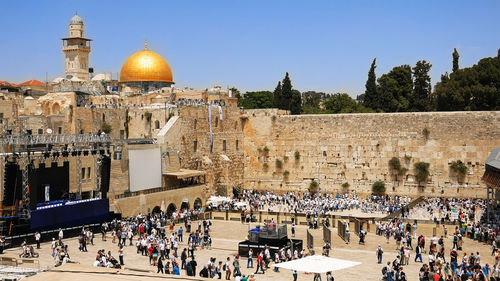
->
<box><xmin>37</xmin><ymin>109</ymin><xmax>42</xmax><ymax>115</ymax></box>
<box><xmin>46</xmin><ymin>128</ymin><xmax>53</xmax><ymax>134</ymax></box>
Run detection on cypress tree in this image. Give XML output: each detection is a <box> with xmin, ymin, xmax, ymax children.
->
<box><xmin>273</xmin><ymin>81</ymin><xmax>282</xmax><ymax>109</ymax></box>
<box><xmin>363</xmin><ymin>58</ymin><xmax>378</xmax><ymax>110</ymax></box>
<box><xmin>289</xmin><ymin>90</ymin><xmax>302</xmax><ymax>115</ymax></box>
<box><xmin>281</xmin><ymin>72</ymin><xmax>293</xmax><ymax>110</ymax></box>
<box><xmin>452</xmin><ymin>48</ymin><xmax>460</xmax><ymax>73</ymax></box>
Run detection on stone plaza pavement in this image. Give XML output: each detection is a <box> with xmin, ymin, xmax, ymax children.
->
<box><xmin>3</xmin><ymin>220</ymin><xmax>497</xmax><ymax>281</ymax></box>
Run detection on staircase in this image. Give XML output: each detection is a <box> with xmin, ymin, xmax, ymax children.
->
<box><xmin>384</xmin><ymin>196</ymin><xmax>425</xmax><ymax>220</ymax></box>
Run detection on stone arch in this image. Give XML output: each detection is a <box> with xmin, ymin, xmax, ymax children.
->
<box><xmin>152</xmin><ymin>206</ymin><xmax>161</xmax><ymax>215</ymax></box>
<box><xmin>166</xmin><ymin>203</ymin><xmax>177</xmax><ymax>218</ymax></box>
<box><xmin>52</xmin><ymin>103</ymin><xmax>60</xmax><ymax>115</ymax></box>
<box><xmin>193</xmin><ymin>198</ymin><xmax>202</xmax><ymax>210</ymax></box>
<box><xmin>180</xmin><ymin>201</ymin><xmax>189</xmax><ymax>210</ymax></box>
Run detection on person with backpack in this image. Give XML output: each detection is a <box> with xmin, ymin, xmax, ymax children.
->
<box><xmin>377</xmin><ymin>245</ymin><xmax>384</xmax><ymax>264</ymax></box>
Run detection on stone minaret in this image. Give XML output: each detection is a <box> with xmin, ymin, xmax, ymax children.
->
<box><xmin>62</xmin><ymin>14</ymin><xmax>92</xmax><ymax>80</ymax></box>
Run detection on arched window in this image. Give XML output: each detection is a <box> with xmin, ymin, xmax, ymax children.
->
<box><xmin>155</xmin><ymin>120</ymin><xmax>160</xmax><ymax>129</ymax></box>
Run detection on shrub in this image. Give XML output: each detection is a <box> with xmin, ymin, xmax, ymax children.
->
<box><xmin>283</xmin><ymin>156</ymin><xmax>289</xmax><ymax>162</ymax></box>
<box><xmin>309</xmin><ymin>180</ymin><xmax>319</xmax><ymax>194</ymax></box>
<box><xmin>450</xmin><ymin>160</ymin><xmax>467</xmax><ymax>176</ymax></box>
<box><xmin>398</xmin><ymin>167</ymin><xmax>408</xmax><ymax>176</ymax></box>
<box><xmin>275</xmin><ymin>159</ymin><xmax>283</xmax><ymax>169</ymax></box>
<box><xmin>101</xmin><ymin>122</ymin><xmax>112</xmax><ymax>134</ymax></box>
<box><xmin>404</xmin><ymin>155</ymin><xmax>412</xmax><ymax>162</ymax></box>
<box><xmin>263</xmin><ymin>163</ymin><xmax>269</xmax><ymax>170</ymax></box>
<box><xmin>294</xmin><ymin>151</ymin><xmax>300</xmax><ymax>161</ymax></box>
<box><xmin>372</xmin><ymin>181</ymin><xmax>386</xmax><ymax>194</ymax></box>
<box><xmin>388</xmin><ymin>157</ymin><xmax>402</xmax><ymax>171</ymax></box>
<box><xmin>422</xmin><ymin>128</ymin><xmax>430</xmax><ymax>140</ymax></box>
<box><xmin>414</xmin><ymin>162</ymin><xmax>430</xmax><ymax>183</ymax></box>
<box><xmin>263</xmin><ymin>146</ymin><xmax>270</xmax><ymax>154</ymax></box>
<box><xmin>342</xmin><ymin>182</ymin><xmax>350</xmax><ymax>188</ymax></box>
<box><xmin>283</xmin><ymin>170</ymin><xmax>290</xmax><ymax>176</ymax></box>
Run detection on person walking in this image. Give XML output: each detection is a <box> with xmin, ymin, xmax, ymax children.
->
<box><xmin>225</xmin><ymin>257</ymin><xmax>232</xmax><ymax>280</ymax></box>
<box><xmin>118</xmin><ymin>245</ymin><xmax>124</xmax><ymax>265</ymax></box>
<box><xmin>376</xmin><ymin>245</ymin><xmax>384</xmax><ymax>264</ymax></box>
<box><xmin>233</xmin><ymin>255</ymin><xmax>241</xmax><ymax>277</ymax></box>
<box><xmin>34</xmin><ymin>232</ymin><xmax>41</xmax><ymax>249</ymax></box>
<box><xmin>247</xmin><ymin>249</ymin><xmax>254</xmax><ymax>268</ymax></box>
<box><xmin>292</xmin><ymin>269</ymin><xmax>298</xmax><ymax>281</ymax></box>
<box><xmin>415</xmin><ymin>244</ymin><xmax>423</xmax><ymax>263</ymax></box>
<box><xmin>181</xmin><ymin>248</ymin><xmax>187</xmax><ymax>269</ymax></box>
<box><xmin>157</xmin><ymin>257</ymin><xmax>164</xmax><ymax>274</ymax></box>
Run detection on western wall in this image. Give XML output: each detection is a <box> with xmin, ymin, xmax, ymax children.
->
<box><xmin>241</xmin><ymin>109</ymin><xmax>500</xmax><ymax>197</ymax></box>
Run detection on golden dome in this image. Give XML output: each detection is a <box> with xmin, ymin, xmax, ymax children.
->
<box><xmin>120</xmin><ymin>43</ymin><xmax>174</xmax><ymax>83</ymax></box>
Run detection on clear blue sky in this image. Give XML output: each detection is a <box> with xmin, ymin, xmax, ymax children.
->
<box><xmin>1</xmin><ymin>1</ymin><xmax>499</xmax><ymax>96</ymax></box>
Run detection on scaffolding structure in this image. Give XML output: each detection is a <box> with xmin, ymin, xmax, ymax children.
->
<box><xmin>0</xmin><ymin>132</ymin><xmax>115</xmax><ymax>217</ymax></box>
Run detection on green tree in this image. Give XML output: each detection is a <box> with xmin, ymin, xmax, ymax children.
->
<box><xmin>309</xmin><ymin>180</ymin><xmax>319</xmax><ymax>194</ymax></box>
<box><xmin>452</xmin><ymin>48</ymin><xmax>460</xmax><ymax>73</ymax></box>
<box><xmin>272</xmin><ymin>81</ymin><xmax>282</xmax><ymax>109</ymax></box>
<box><xmin>281</xmin><ymin>72</ymin><xmax>293</xmax><ymax>110</ymax></box>
<box><xmin>362</xmin><ymin>58</ymin><xmax>378</xmax><ymax>110</ymax></box>
<box><xmin>323</xmin><ymin>93</ymin><xmax>374</xmax><ymax>114</ymax></box>
<box><xmin>238</xmin><ymin>91</ymin><xmax>274</xmax><ymax>109</ymax></box>
<box><xmin>230</xmin><ymin>87</ymin><xmax>241</xmax><ymax>101</ymax></box>
<box><xmin>301</xmin><ymin>91</ymin><xmax>327</xmax><ymax>114</ymax></box>
<box><xmin>411</xmin><ymin>60</ymin><xmax>433</xmax><ymax>111</ymax></box>
<box><xmin>436</xmin><ymin>50</ymin><xmax>500</xmax><ymax>111</ymax></box>
<box><xmin>289</xmin><ymin>90</ymin><xmax>302</xmax><ymax>115</ymax></box>
<box><xmin>377</xmin><ymin>65</ymin><xmax>412</xmax><ymax>112</ymax></box>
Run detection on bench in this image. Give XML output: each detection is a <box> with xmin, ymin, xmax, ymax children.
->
<box><xmin>19</xmin><ymin>258</ymin><xmax>40</xmax><ymax>269</ymax></box>
<box><xmin>0</xmin><ymin>257</ymin><xmax>18</xmax><ymax>267</ymax></box>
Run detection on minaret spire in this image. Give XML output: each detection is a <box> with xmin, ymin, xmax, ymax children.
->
<box><xmin>145</xmin><ymin>39</ymin><xmax>148</xmax><ymax>50</ymax></box>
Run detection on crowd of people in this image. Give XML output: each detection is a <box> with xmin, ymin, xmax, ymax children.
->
<box><xmin>230</xmin><ymin>190</ymin><xmax>411</xmax><ymax>217</ymax></box>
<box><xmin>375</xmin><ymin>217</ymin><xmax>500</xmax><ymax>281</ymax></box>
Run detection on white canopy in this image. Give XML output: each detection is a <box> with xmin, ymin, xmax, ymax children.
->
<box><xmin>274</xmin><ymin>255</ymin><xmax>361</xmax><ymax>273</ymax></box>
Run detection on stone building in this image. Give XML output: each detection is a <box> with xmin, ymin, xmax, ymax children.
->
<box><xmin>62</xmin><ymin>14</ymin><xmax>91</xmax><ymax>81</ymax></box>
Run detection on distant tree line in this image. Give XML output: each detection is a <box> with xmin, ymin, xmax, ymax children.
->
<box><xmin>235</xmin><ymin>49</ymin><xmax>500</xmax><ymax>114</ymax></box>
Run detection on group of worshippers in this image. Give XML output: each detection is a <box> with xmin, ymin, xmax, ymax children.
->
<box><xmin>232</xmin><ymin>190</ymin><xmax>410</xmax><ymax>216</ymax></box>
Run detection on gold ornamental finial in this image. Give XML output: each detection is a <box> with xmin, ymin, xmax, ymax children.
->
<box><xmin>145</xmin><ymin>40</ymin><xmax>148</xmax><ymax>50</ymax></box>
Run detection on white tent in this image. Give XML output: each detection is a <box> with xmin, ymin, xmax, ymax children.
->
<box><xmin>274</xmin><ymin>255</ymin><xmax>361</xmax><ymax>273</ymax></box>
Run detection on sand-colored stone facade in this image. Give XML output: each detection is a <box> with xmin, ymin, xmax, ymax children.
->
<box><xmin>241</xmin><ymin>109</ymin><xmax>500</xmax><ymax>197</ymax></box>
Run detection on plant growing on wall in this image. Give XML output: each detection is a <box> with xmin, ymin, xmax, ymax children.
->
<box><xmin>372</xmin><ymin>181</ymin><xmax>386</xmax><ymax>194</ymax></box>
<box><xmin>450</xmin><ymin>160</ymin><xmax>468</xmax><ymax>176</ymax></box>
<box><xmin>101</xmin><ymin>122</ymin><xmax>112</xmax><ymax>134</ymax></box>
<box><xmin>309</xmin><ymin>180</ymin><xmax>319</xmax><ymax>194</ymax></box>
<box><xmin>388</xmin><ymin>157</ymin><xmax>402</xmax><ymax>171</ymax></box>
<box><xmin>404</xmin><ymin>154</ymin><xmax>412</xmax><ymax>162</ymax></box>
<box><xmin>283</xmin><ymin>156</ymin><xmax>289</xmax><ymax>162</ymax></box>
<box><xmin>294</xmin><ymin>151</ymin><xmax>300</xmax><ymax>161</ymax></box>
<box><xmin>414</xmin><ymin>161</ymin><xmax>430</xmax><ymax>184</ymax></box>
<box><xmin>283</xmin><ymin>170</ymin><xmax>290</xmax><ymax>180</ymax></box>
<box><xmin>422</xmin><ymin>127</ymin><xmax>430</xmax><ymax>140</ymax></box>
<box><xmin>263</xmin><ymin>146</ymin><xmax>270</xmax><ymax>155</ymax></box>
<box><xmin>275</xmin><ymin>159</ymin><xmax>283</xmax><ymax>169</ymax></box>
<box><xmin>263</xmin><ymin>163</ymin><xmax>269</xmax><ymax>170</ymax></box>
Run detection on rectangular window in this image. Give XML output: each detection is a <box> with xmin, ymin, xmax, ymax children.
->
<box><xmin>194</xmin><ymin>119</ymin><xmax>197</xmax><ymax>129</ymax></box>
<box><xmin>222</xmin><ymin>140</ymin><xmax>226</xmax><ymax>152</ymax></box>
<box><xmin>58</xmin><ymin>127</ymin><xmax>62</xmax><ymax>134</ymax></box>
<box><xmin>120</xmin><ymin>130</ymin><xmax>125</xmax><ymax>139</ymax></box>
<box><xmin>215</xmin><ymin>118</ymin><xmax>219</xmax><ymax>128</ymax></box>
<box><xmin>87</xmin><ymin>167</ymin><xmax>91</xmax><ymax>179</ymax></box>
<box><xmin>38</xmin><ymin>129</ymin><xmax>43</xmax><ymax>134</ymax></box>
<box><xmin>193</xmin><ymin>141</ymin><xmax>197</xmax><ymax>153</ymax></box>
<box><xmin>81</xmin><ymin>168</ymin><xmax>86</xmax><ymax>180</ymax></box>
<box><xmin>26</xmin><ymin>130</ymin><xmax>32</xmax><ymax>135</ymax></box>
<box><xmin>236</xmin><ymin>140</ymin><xmax>239</xmax><ymax>151</ymax></box>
